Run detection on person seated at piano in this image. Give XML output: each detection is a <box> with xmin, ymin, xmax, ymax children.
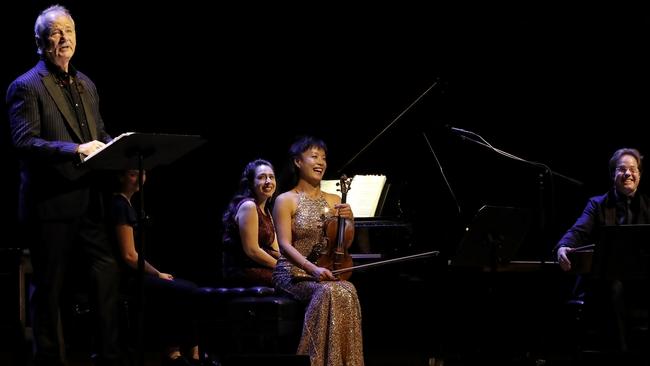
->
<box><xmin>272</xmin><ymin>135</ymin><xmax>364</xmax><ymax>366</ymax></box>
<box><xmin>110</xmin><ymin>169</ymin><xmax>202</xmax><ymax>366</ymax></box>
<box><xmin>555</xmin><ymin>147</ymin><xmax>649</xmax><ymax>354</ymax></box>
<box><xmin>222</xmin><ymin>159</ymin><xmax>280</xmax><ymax>287</ymax></box>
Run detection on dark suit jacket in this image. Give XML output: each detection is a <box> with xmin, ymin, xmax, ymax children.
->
<box><xmin>555</xmin><ymin>188</ymin><xmax>650</xmax><ymax>252</ymax></box>
<box><xmin>7</xmin><ymin>60</ymin><xmax>111</xmax><ymax>221</ymax></box>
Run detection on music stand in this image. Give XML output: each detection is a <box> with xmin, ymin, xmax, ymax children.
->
<box><xmin>592</xmin><ymin>224</ymin><xmax>650</xmax><ymax>281</ymax></box>
<box><xmin>451</xmin><ymin>205</ymin><xmax>531</xmax><ymax>272</ymax></box>
<box><xmin>81</xmin><ymin>132</ymin><xmax>206</xmax><ymax>366</ymax></box>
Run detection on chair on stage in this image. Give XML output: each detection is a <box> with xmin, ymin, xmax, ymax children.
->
<box><xmin>565</xmin><ymin>224</ymin><xmax>649</xmax><ymax>363</ymax></box>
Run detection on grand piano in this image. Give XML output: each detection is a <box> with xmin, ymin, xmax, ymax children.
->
<box><xmin>367</xmin><ymin>225</ymin><xmax>567</xmax><ymax>360</ymax></box>
<box><xmin>340</xmin><ymin>175</ymin><xmax>574</xmax><ymax>364</ymax></box>
<box><xmin>323</xmin><ymin>84</ymin><xmax>588</xmax><ymax>363</ymax></box>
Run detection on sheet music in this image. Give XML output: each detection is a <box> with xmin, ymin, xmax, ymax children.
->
<box><xmin>82</xmin><ymin>132</ymin><xmax>135</xmax><ymax>162</ymax></box>
<box><xmin>321</xmin><ymin>175</ymin><xmax>386</xmax><ymax>218</ymax></box>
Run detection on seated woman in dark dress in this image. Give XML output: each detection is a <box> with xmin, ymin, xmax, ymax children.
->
<box><xmin>110</xmin><ymin>169</ymin><xmax>201</xmax><ymax>366</ymax></box>
<box><xmin>222</xmin><ymin>159</ymin><xmax>279</xmax><ymax>287</ymax></box>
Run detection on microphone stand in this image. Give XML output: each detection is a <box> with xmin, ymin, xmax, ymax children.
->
<box><xmin>450</xmin><ymin>127</ymin><xmax>583</xmax><ymax>363</ymax></box>
<box><xmin>448</xmin><ymin>127</ymin><xmax>583</xmax><ymax>262</ymax></box>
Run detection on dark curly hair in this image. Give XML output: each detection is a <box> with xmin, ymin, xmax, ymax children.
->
<box><xmin>222</xmin><ymin>159</ymin><xmax>275</xmax><ymax>244</ymax></box>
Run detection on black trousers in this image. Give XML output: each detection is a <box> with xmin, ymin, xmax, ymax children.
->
<box><xmin>583</xmin><ymin>277</ymin><xmax>647</xmax><ymax>353</ymax></box>
<box><xmin>125</xmin><ymin>274</ymin><xmax>200</xmax><ymax>350</ymax></box>
<box><xmin>28</xmin><ymin>214</ymin><xmax>121</xmax><ymax>366</ymax></box>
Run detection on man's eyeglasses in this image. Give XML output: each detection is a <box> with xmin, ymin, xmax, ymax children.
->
<box><xmin>616</xmin><ymin>166</ymin><xmax>640</xmax><ymax>175</ymax></box>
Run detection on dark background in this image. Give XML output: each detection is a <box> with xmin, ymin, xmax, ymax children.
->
<box><xmin>2</xmin><ymin>1</ymin><xmax>649</xmax><ymax>362</ymax></box>
<box><xmin>2</xmin><ymin>1</ymin><xmax>648</xmax><ymax>283</ymax></box>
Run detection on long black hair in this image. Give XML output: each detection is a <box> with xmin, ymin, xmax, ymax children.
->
<box><xmin>222</xmin><ymin>159</ymin><xmax>275</xmax><ymax>243</ymax></box>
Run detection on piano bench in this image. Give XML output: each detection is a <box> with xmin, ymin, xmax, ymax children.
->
<box><xmin>196</xmin><ymin>286</ymin><xmax>303</xmax><ymax>356</ymax></box>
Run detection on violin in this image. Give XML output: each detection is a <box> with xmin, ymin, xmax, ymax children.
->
<box><xmin>317</xmin><ymin>175</ymin><xmax>354</xmax><ymax>280</ymax></box>
<box><xmin>314</xmin><ymin>175</ymin><xmax>440</xmax><ymax>280</ymax></box>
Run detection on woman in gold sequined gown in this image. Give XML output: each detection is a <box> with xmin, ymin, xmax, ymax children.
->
<box><xmin>273</xmin><ymin>136</ymin><xmax>364</xmax><ymax>366</ymax></box>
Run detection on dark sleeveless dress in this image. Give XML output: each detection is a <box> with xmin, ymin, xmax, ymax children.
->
<box><xmin>223</xmin><ymin>198</ymin><xmax>278</xmax><ymax>286</ymax></box>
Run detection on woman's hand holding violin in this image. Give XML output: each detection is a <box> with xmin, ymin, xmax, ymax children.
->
<box><xmin>334</xmin><ymin>203</ymin><xmax>354</xmax><ymax>220</ymax></box>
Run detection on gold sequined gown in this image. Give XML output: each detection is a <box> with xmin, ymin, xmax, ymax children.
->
<box><xmin>273</xmin><ymin>192</ymin><xmax>364</xmax><ymax>366</ymax></box>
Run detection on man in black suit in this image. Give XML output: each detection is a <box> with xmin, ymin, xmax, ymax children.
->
<box><xmin>7</xmin><ymin>5</ymin><xmax>121</xmax><ymax>366</ymax></box>
<box><xmin>555</xmin><ymin>148</ymin><xmax>649</xmax><ymax>358</ymax></box>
